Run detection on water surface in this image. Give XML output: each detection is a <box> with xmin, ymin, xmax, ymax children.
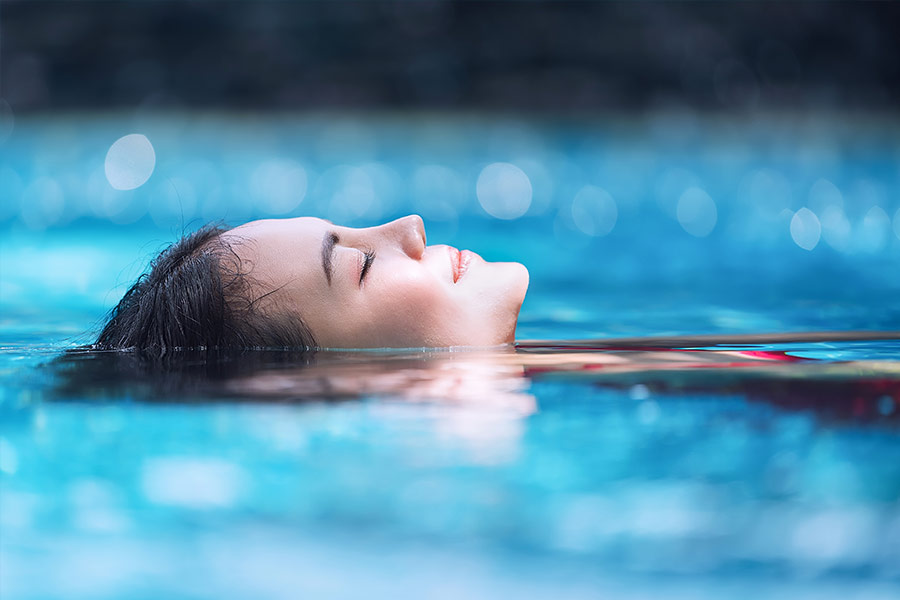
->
<box><xmin>2</xmin><ymin>114</ymin><xmax>899</xmax><ymax>598</ymax></box>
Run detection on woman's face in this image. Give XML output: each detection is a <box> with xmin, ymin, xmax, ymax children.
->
<box><xmin>222</xmin><ymin>215</ymin><xmax>529</xmax><ymax>348</ymax></box>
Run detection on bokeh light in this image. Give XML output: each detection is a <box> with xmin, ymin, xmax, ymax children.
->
<box><xmin>820</xmin><ymin>206</ymin><xmax>851</xmax><ymax>252</ymax></box>
<box><xmin>857</xmin><ymin>206</ymin><xmax>891</xmax><ymax>254</ymax></box>
<box><xmin>808</xmin><ymin>179</ymin><xmax>843</xmax><ymax>217</ymax></box>
<box><xmin>676</xmin><ymin>187</ymin><xmax>717</xmax><ymax>237</ymax></box>
<box><xmin>515</xmin><ymin>159</ymin><xmax>555</xmax><ymax>216</ymax></box>
<box><xmin>570</xmin><ymin>185</ymin><xmax>617</xmax><ymax>237</ymax></box>
<box><xmin>790</xmin><ymin>207</ymin><xmax>821</xmax><ymax>251</ymax></box>
<box><xmin>104</xmin><ymin>133</ymin><xmax>156</xmax><ymax>191</ymax></box>
<box><xmin>476</xmin><ymin>162</ymin><xmax>532</xmax><ymax>220</ymax></box>
<box><xmin>3</xmin><ymin>3</ymin><xmax>900</xmax><ymax>598</ymax></box>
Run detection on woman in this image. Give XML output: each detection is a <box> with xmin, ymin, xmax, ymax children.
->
<box><xmin>95</xmin><ymin>215</ymin><xmax>530</xmax><ymax>353</ymax></box>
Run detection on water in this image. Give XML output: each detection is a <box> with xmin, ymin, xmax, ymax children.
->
<box><xmin>2</xmin><ymin>113</ymin><xmax>900</xmax><ymax>598</ymax></box>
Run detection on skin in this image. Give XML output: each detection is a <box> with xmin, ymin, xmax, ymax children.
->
<box><xmin>221</xmin><ymin>215</ymin><xmax>529</xmax><ymax>348</ymax></box>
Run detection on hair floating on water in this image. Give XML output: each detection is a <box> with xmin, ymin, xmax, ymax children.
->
<box><xmin>93</xmin><ymin>223</ymin><xmax>316</xmax><ymax>357</ymax></box>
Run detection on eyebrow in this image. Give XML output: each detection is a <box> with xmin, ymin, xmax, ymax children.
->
<box><xmin>321</xmin><ymin>231</ymin><xmax>339</xmax><ymax>285</ymax></box>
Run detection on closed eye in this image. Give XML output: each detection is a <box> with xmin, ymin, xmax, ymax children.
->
<box><xmin>359</xmin><ymin>250</ymin><xmax>375</xmax><ymax>287</ymax></box>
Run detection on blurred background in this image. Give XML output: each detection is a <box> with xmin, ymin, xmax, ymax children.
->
<box><xmin>3</xmin><ymin>3</ymin><xmax>900</xmax><ymax>600</ymax></box>
<box><xmin>4</xmin><ymin>1</ymin><xmax>899</xmax><ymax>111</ymax></box>
<box><xmin>2</xmin><ymin>0</ymin><xmax>899</xmax><ymax>340</ymax></box>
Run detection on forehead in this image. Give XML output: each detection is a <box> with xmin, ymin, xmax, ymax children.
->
<box><xmin>226</xmin><ymin>217</ymin><xmax>328</xmax><ymax>245</ymax></box>
<box><xmin>221</xmin><ymin>217</ymin><xmax>330</xmax><ymax>287</ymax></box>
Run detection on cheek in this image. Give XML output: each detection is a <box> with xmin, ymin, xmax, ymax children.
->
<box><xmin>354</xmin><ymin>264</ymin><xmax>527</xmax><ymax>347</ymax></box>
<box><xmin>364</xmin><ymin>275</ymin><xmax>459</xmax><ymax>344</ymax></box>
<box><xmin>371</xmin><ymin>267</ymin><xmax>432</xmax><ymax>302</ymax></box>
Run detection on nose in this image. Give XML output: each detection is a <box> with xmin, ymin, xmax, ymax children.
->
<box><xmin>379</xmin><ymin>214</ymin><xmax>426</xmax><ymax>259</ymax></box>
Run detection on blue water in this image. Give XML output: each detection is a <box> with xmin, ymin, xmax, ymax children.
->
<box><xmin>1</xmin><ymin>113</ymin><xmax>900</xmax><ymax>599</ymax></box>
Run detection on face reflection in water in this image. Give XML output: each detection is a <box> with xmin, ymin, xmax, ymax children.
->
<box><xmin>222</xmin><ymin>215</ymin><xmax>530</xmax><ymax>348</ymax></box>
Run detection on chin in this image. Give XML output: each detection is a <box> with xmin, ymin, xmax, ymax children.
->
<box><xmin>462</xmin><ymin>261</ymin><xmax>529</xmax><ymax>345</ymax></box>
<box><xmin>504</xmin><ymin>262</ymin><xmax>530</xmax><ymax>310</ymax></box>
<box><xmin>496</xmin><ymin>262</ymin><xmax>529</xmax><ymax>343</ymax></box>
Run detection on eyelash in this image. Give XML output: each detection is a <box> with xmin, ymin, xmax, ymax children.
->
<box><xmin>359</xmin><ymin>250</ymin><xmax>376</xmax><ymax>286</ymax></box>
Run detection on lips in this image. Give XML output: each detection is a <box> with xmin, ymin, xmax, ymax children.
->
<box><xmin>450</xmin><ymin>247</ymin><xmax>474</xmax><ymax>283</ymax></box>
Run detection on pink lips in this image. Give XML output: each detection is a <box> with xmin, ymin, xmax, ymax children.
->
<box><xmin>450</xmin><ymin>247</ymin><xmax>474</xmax><ymax>283</ymax></box>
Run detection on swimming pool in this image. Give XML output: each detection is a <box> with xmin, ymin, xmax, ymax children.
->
<box><xmin>1</xmin><ymin>113</ymin><xmax>899</xmax><ymax>598</ymax></box>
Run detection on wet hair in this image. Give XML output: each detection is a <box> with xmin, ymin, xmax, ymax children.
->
<box><xmin>93</xmin><ymin>224</ymin><xmax>316</xmax><ymax>356</ymax></box>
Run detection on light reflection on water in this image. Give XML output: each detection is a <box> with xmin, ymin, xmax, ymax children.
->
<box><xmin>2</xmin><ymin>112</ymin><xmax>900</xmax><ymax>597</ymax></box>
<box><xmin>1</xmin><ymin>334</ymin><xmax>899</xmax><ymax>598</ymax></box>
